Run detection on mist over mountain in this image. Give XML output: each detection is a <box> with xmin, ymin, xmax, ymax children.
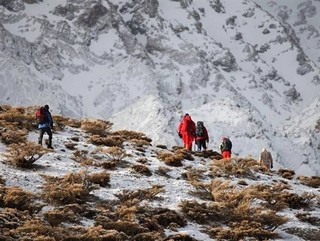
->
<box><xmin>0</xmin><ymin>0</ymin><xmax>319</xmax><ymax>175</ymax></box>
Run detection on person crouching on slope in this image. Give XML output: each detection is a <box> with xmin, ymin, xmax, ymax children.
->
<box><xmin>178</xmin><ymin>113</ymin><xmax>196</xmax><ymax>151</ymax></box>
<box><xmin>220</xmin><ymin>136</ymin><xmax>232</xmax><ymax>158</ymax></box>
<box><xmin>259</xmin><ymin>148</ymin><xmax>273</xmax><ymax>170</ymax></box>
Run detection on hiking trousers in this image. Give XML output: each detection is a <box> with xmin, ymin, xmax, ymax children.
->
<box><xmin>196</xmin><ymin>139</ymin><xmax>207</xmax><ymax>151</ymax></box>
<box><xmin>38</xmin><ymin>127</ymin><xmax>53</xmax><ymax>148</ymax></box>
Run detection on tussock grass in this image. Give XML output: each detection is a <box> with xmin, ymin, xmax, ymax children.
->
<box><xmin>0</xmin><ymin>105</ymin><xmax>36</xmax><ymax>131</ymax></box>
<box><xmin>157</xmin><ymin>148</ymin><xmax>193</xmax><ymax>167</ymax></box>
<box><xmin>3</xmin><ymin>141</ymin><xmax>49</xmax><ymax>168</ymax></box>
<box><xmin>112</xmin><ymin>130</ymin><xmax>152</xmax><ymax>143</ymax></box>
<box><xmin>297</xmin><ymin>175</ymin><xmax>320</xmax><ymax>188</ymax></box>
<box><xmin>165</xmin><ymin>233</ymin><xmax>199</xmax><ymax>241</ymax></box>
<box><xmin>0</xmin><ymin>208</ymin><xmax>30</xmax><ymax>229</ymax></box>
<box><xmin>115</xmin><ymin>185</ymin><xmax>165</xmax><ymax>203</ymax></box>
<box><xmin>88</xmin><ymin>171</ymin><xmax>110</xmax><ymax>187</ymax></box>
<box><xmin>0</xmin><ymin>129</ymin><xmax>28</xmax><ymax>144</ymax></box>
<box><xmin>52</xmin><ymin>115</ymin><xmax>81</xmax><ymax>128</ymax></box>
<box><xmin>132</xmin><ymin>164</ymin><xmax>152</xmax><ymax>176</ymax></box>
<box><xmin>0</xmin><ymin>186</ymin><xmax>40</xmax><ymax>212</ymax></box>
<box><xmin>296</xmin><ymin>212</ymin><xmax>320</xmax><ymax>226</ymax></box>
<box><xmin>193</xmin><ymin>150</ymin><xmax>222</xmax><ymax>159</ymax></box>
<box><xmin>44</xmin><ymin>205</ymin><xmax>81</xmax><ymax>226</ymax></box>
<box><xmin>277</xmin><ymin>168</ymin><xmax>295</xmax><ymax>179</ymax></box>
<box><xmin>90</xmin><ymin>134</ymin><xmax>124</xmax><ymax>147</ymax></box>
<box><xmin>211</xmin><ymin>157</ymin><xmax>259</xmax><ymax>178</ymax></box>
<box><xmin>41</xmin><ymin>171</ymin><xmax>97</xmax><ymax>205</ymax></box>
<box><xmin>285</xmin><ymin>227</ymin><xmax>320</xmax><ymax>241</ymax></box>
<box><xmin>81</xmin><ymin>119</ymin><xmax>112</xmax><ymax>137</ymax></box>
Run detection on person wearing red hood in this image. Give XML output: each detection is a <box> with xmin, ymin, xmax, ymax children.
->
<box><xmin>220</xmin><ymin>136</ymin><xmax>232</xmax><ymax>158</ymax></box>
<box><xmin>178</xmin><ymin>113</ymin><xmax>196</xmax><ymax>151</ymax></box>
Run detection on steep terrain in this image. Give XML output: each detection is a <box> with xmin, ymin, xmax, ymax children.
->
<box><xmin>0</xmin><ymin>0</ymin><xmax>319</xmax><ymax>175</ymax></box>
<box><xmin>0</xmin><ymin>105</ymin><xmax>320</xmax><ymax>241</ymax></box>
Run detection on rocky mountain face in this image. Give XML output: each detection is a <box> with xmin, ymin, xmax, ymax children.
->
<box><xmin>0</xmin><ymin>0</ymin><xmax>319</xmax><ymax>175</ymax></box>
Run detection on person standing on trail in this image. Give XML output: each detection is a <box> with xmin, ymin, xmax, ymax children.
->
<box><xmin>220</xmin><ymin>136</ymin><xmax>232</xmax><ymax>158</ymax></box>
<box><xmin>36</xmin><ymin>104</ymin><xmax>54</xmax><ymax>149</ymax></box>
<box><xmin>195</xmin><ymin>121</ymin><xmax>209</xmax><ymax>151</ymax></box>
<box><xmin>259</xmin><ymin>148</ymin><xmax>273</xmax><ymax>170</ymax></box>
<box><xmin>178</xmin><ymin>113</ymin><xmax>196</xmax><ymax>151</ymax></box>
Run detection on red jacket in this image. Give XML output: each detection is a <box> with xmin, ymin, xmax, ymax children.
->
<box><xmin>178</xmin><ymin>115</ymin><xmax>196</xmax><ymax>136</ymax></box>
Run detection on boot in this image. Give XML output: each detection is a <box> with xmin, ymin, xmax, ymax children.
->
<box><xmin>47</xmin><ymin>139</ymin><xmax>53</xmax><ymax>149</ymax></box>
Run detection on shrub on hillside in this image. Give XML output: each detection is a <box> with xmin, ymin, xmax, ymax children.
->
<box><xmin>112</xmin><ymin>130</ymin><xmax>152</xmax><ymax>143</ymax></box>
<box><xmin>88</xmin><ymin>171</ymin><xmax>110</xmax><ymax>187</ymax></box>
<box><xmin>297</xmin><ymin>175</ymin><xmax>320</xmax><ymax>188</ymax></box>
<box><xmin>90</xmin><ymin>134</ymin><xmax>124</xmax><ymax>147</ymax></box>
<box><xmin>0</xmin><ymin>129</ymin><xmax>28</xmax><ymax>144</ymax></box>
<box><xmin>277</xmin><ymin>168</ymin><xmax>295</xmax><ymax>179</ymax></box>
<box><xmin>3</xmin><ymin>141</ymin><xmax>49</xmax><ymax>168</ymax></box>
<box><xmin>157</xmin><ymin>151</ymin><xmax>184</xmax><ymax>166</ymax></box>
<box><xmin>0</xmin><ymin>186</ymin><xmax>41</xmax><ymax>212</ymax></box>
<box><xmin>115</xmin><ymin>185</ymin><xmax>165</xmax><ymax>203</ymax></box>
<box><xmin>41</xmin><ymin>171</ymin><xmax>97</xmax><ymax>205</ymax></box>
<box><xmin>0</xmin><ymin>105</ymin><xmax>36</xmax><ymax>131</ymax></box>
<box><xmin>81</xmin><ymin>119</ymin><xmax>112</xmax><ymax>137</ymax></box>
<box><xmin>132</xmin><ymin>164</ymin><xmax>152</xmax><ymax>176</ymax></box>
<box><xmin>211</xmin><ymin>158</ymin><xmax>259</xmax><ymax>178</ymax></box>
<box><xmin>157</xmin><ymin>148</ymin><xmax>193</xmax><ymax>167</ymax></box>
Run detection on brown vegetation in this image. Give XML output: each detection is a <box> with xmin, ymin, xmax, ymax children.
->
<box><xmin>81</xmin><ymin>118</ymin><xmax>112</xmax><ymax>137</ymax></box>
<box><xmin>297</xmin><ymin>175</ymin><xmax>320</xmax><ymax>188</ymax></box>
<box><xmin>3</xmin><ymin>141</ymin><xmax>49</xmax><ymax>168</ymax></box>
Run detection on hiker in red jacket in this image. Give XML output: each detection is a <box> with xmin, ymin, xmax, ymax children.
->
<box><xmin>178</xmin><ymin>113</ymin><xmax>196</xmax><ymax>151</ymax></box>
<box><xmin>220</xmin><ymin>137</ymin><xmax>232</xmax><ymax>158</ymax></box>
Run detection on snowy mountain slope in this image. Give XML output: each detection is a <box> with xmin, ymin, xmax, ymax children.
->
<box><xmin>0</xmin><ymin>0</ymin><xmax>319</xmax><ymax>175</ymax></box>
<box><xmin>0</xmin><ymin>110</ymin><xmax>320</xmax><ymax>241</ymax></box>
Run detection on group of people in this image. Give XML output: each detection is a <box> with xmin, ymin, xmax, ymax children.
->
<box><xmin>35</xmin><ymin>108</ymin><xmax>273</xmax><ymax>170</ymax></box>
<box><xmin>177</xmin><ymin>113</ymin><xmax>232</xmax><ymax>158</ymax></box>
<box><xmin>177</xmin><ymin>113</ymin><xmax>273</xmax><ymax>170</ymax></box>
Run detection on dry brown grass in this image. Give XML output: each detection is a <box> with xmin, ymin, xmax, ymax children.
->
<box><xmin>3</xmin><ymin>141</ymin><xmax>49</xmax><ymax>168</ymax></box>
<box><xmin>132</xmin><ymin>164</ymin><xmax>152</xmax><ymax>176</ymax></box>
<box><xmin>157</xmin><ymin>148</ymin><xmax>193</xmax><ymax>167</ymax></box>
<box><xmin>277</xmin><ymin>168</ymin><xmax>295</xmax><ymax>179</ymax></box>
<box><xmin>81</xmin><ymin>118</ymin><xmax>112</xmax><ymax>137</ymax></box>
<box><xmin>112</xmin><ymin>130</ymin><xmax>152</xmax><ymax>143</ymax></box>
<box><xmin>208</xmin><ymin>220</ymin><xmax>278</xmax><ymax>240</ymax></box>
<box><xmin>0</xmin><ymin>129</ymin><xmax>28</xmax><ymax>145</ymax></box>
<box><xmin>297</xmin><ymin>175</ymin><xmax>320</xmax><ymax>188</ymax></box>
<box><xmin>180</xmin><ymin>178</ymin><xmax>295</xmax><ymax>240</ymax></box>
<box><xmin>0</xmin><ymin>105</ymin><xmax>36</xmax><ymax>131</ymax></box>
<box><xmin>41</xmin><ymin>171</ymin><xmax>97</xmax><ymax>205</ymax></box>
<box><xmin>90</xmin><ymin>134</ymin><xmax>124</xmax><ymax>147</ymax></box>
<box><xmin>88</xmin><ymin>171</ymin><xmax>110</xmax><ymax>187</ymax></box>
<box><xmin>115</xmin><ymin>185</ymin><xmax>165</xmax><ymax>203</ymax></box>
<box><xmin>44</xmin><ymin>207</ymin><xmax>80</xmax><ymax>226</ymax></box>
<box><xmin>0</xmin><ymin>186</ymin><xmax>41</xmax><ymax>212</ymax></box>
<box><xmin>0</xmin><ymin>208</ymin><xmax>30</xmax><ymax>230</ymax></box>
<box><xmin>285</xmin><ymin>227</ymin><xmax>320</xmax><ymax>241</ymax></box>
<box><xmin>296</xmin><ymin>212</ymin><xmax>320</xmax><ymax>226</ymax></box>
<box><xmin>211</xmin><ymin>157</ymin><xmax>260</xmax><ymax>178</ymax></box>
<box><xmin>52</xmin><ymin>115</ymin><xmax>81</xmax><ymax>128</ymax></box>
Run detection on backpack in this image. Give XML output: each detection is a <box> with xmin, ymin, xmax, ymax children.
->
<box><xmin>222</xmin><ymin>138</ymin><xmax>232</xmax><ymax>151</ymax></box>
<box><xmin>36</xmin><ymin>106</ymin><xmax>47</xmax><ymax>124</ymax></box>
<box><xmin>196</xmin><ymin>121</ymin><xmax>204</xmax><ymax>137</ymax></box>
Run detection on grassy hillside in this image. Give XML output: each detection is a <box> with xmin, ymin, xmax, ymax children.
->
<box><xmin>0</xmin><ymin>105</ymin><xmax>319</xmax><ymax>241</ymax></box>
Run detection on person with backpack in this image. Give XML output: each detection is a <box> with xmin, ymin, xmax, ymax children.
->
<box><xmin>195</xmin><ymin>121</ymin><xmax>209</xmax><ymax>151</ymax></box>
<box><xmin>178</xmin><ymin>113</ymin><xmax>196</xmax><ymax>151</ymax></box>
<box><xmin>220</xmin><ymin>136</ymin><xmax>232</xmax><ymax>158</ymax></box>
<box><xmin>37</xmin><ymin>104</ymin><xmax>54</xmax><ymax>149</ymax></box>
